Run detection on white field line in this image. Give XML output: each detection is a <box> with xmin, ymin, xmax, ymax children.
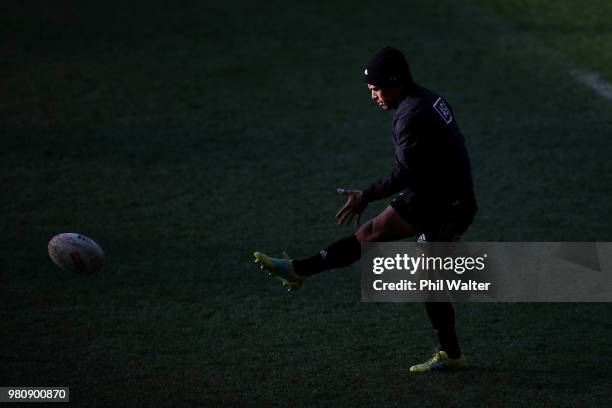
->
<box><xmin>570</xmin><ymin>68</ymin><xmax>612</xmax><ymax>100</ymax></box>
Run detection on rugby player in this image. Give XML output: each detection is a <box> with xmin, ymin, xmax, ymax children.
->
<box><xmin>254</xmin><ymin>47</ymin><xmax>477</xmax><ymax>373</ymax></box>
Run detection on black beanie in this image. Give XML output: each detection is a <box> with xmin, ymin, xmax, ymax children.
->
<box><xmin>364</xmin><ymin>46</ymin><xmax>413</xmax><ymax>88</ymax></box>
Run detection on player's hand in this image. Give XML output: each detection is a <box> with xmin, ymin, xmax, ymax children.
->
<box><xmin>335</xmin><ymin>188</ymin><xmax>367</xmax><ymax>227</ymax></box>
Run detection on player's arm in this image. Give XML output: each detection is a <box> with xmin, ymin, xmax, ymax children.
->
<box><xmin>335</xmin><ymin>113</ymin><xmax>425</xmax><ymax>226</ymax></box>
<box><xmin>362</xmin><ymin>112</ymin><xmax>423</xmax><ymax>203</ymax></box>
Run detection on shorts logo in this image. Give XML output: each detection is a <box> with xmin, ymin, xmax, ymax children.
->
<box><xmin>433</xmin><ymin>97</ymin><xmax>453</xmax><ymax>124</ymax></box>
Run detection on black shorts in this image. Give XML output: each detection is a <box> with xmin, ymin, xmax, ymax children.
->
<box><xmin>390</xmin><ymin>190</ymin><xmax>477</xmax><ymax>242</ymax></box>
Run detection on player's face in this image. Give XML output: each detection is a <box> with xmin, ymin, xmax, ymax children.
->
<box><xmin>368</xmin><ymin>84</ymin><xmax>402</xmax><ymax>110</ymax></box>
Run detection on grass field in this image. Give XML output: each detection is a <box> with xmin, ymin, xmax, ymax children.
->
<box><xmin>2</xmin><ymin>0</ymin><xmax>612</xmax><ymax>406</ymax></box>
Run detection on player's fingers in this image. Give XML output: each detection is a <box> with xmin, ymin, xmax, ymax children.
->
<box><xmin>335</xmin><ymin>205</ymin><xmax>348</xmax><ymax>220</ymax></box>
<box><xmin>342</xmin><ymin>212</ymin><xmax>355</xmax><ymax>227</ymax></box>
<box><xmin>338</xmin><ymin>208</ymin><xmax>354</xmax><ymax>226</ymax></box>
<box><xmin>335</xmin><ymin>202</ymin><xmax>353</xmax><ymax>220</ymax></box>
<box><xmin>337</xmin><ymin>210</ymin><xmax>350</xmax><ymax>225</ymax></box>
<box><xmin>336</xmin><ymin>208</ymin><xmax>346</xmax><ymax>223</ymax></box>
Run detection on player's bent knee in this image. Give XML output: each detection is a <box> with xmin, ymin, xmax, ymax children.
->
<box><xmin>356</xmin><ymin>221</ymin><xmax>384</xmax><ymax>242</ymax></box>
<box><xmin>355</xmin><ymin>221</ymin><xmax>374</xmax><ymax>243</ymax></box>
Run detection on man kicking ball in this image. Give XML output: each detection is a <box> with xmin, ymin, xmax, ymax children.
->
<box><xmin>254</xmin><ymin>46</ymin><xmax>477</xmax><ymax>373</ymax></box>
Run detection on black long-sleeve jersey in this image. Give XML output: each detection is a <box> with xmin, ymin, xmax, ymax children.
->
<box><xmin>362</xmin><ymin>84</ymin><xmax>475</xmax><ymax>207</ymax></box>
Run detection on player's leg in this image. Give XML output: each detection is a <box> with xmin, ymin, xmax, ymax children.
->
<box><xmin>254</xmin><ymin>205</ymin><xmax>416</xmax><ymax>290</ymax></box>
<box><xmin>426</xmin><ymin>300</ymin><xmax>461</xmax><ymax>357</ymax></box>
<box><xmin>291</xmin><ymin>205</ymin><xmax>417</xmax><ymax>275</ymax></box>
<box><xmin>410</xmin><ymin>204</ymin><xmax>477</xmax><ymax>372</ymax></box>
<box><xmin>410</xmin><ymin>296</ymin><xmax>466</xmax><ymax>371</ymax></box>
<box><xmin>355</xmin><ymin>205</ymin><xmax>418</xmax><ymax>243</ymax></box>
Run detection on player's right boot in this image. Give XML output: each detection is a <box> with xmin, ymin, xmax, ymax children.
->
<box><xmin>253</xmin><ymin>252</ymin><xmax>305</xmax><ymax>292</ymax></box>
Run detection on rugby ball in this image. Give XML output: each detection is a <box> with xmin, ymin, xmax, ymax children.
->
<box><xmin>48</xmin><ymin>233</ymin><xmax>105</xmax><ymax>274</ymax></box>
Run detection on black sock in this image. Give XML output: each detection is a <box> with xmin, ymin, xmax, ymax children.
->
<box><xmin>425</xmin><ymin>302</ymin><xmax>461</xmax><ymax>358</ymax></box>
<box><xmin>292</xmin><ymin>235</ymin><xmax>361</xmax><ymax>276</ymax></box>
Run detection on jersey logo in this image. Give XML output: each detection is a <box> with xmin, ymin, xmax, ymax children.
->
<box><xmin>433</xmin><ymin>97</ymin><xmax>453</xmax><ymax>124</ymax></box>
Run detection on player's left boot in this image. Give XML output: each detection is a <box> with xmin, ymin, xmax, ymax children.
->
<box><xmin>409</xmin><ymin>351</ymin><xmax>466</xmax><ymax>373</ymax></box>
<box><xmin>253</xmin><ymin>251</ymin><xmax>304</xmax><ymax>291</ymax></box>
